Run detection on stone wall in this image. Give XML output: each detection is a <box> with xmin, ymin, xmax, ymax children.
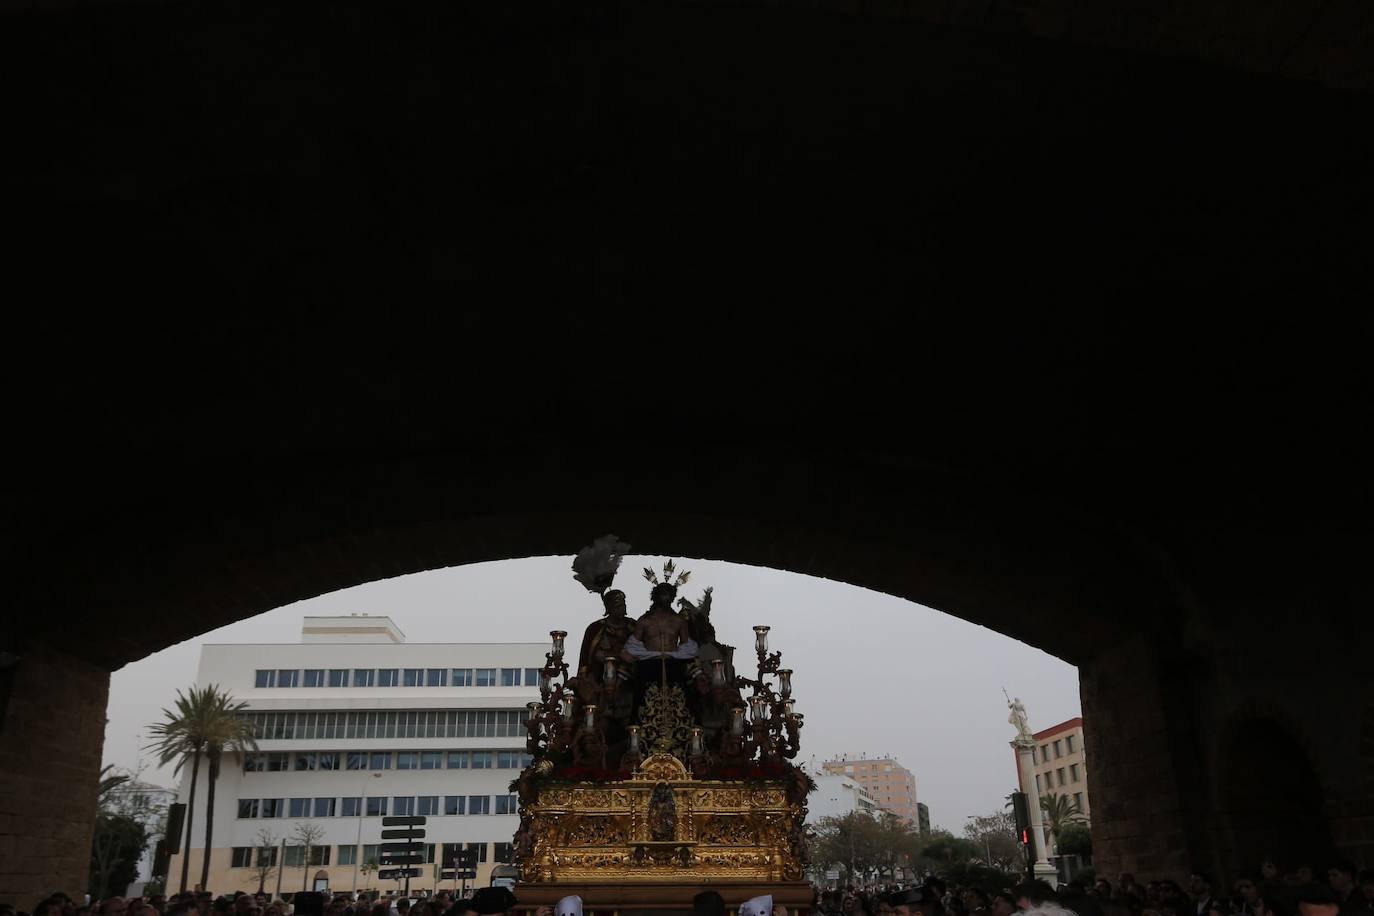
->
<box><xmin>0</xmin><ymin>643</ymin><xmax>110</xmax><ymax>907</ymax></box>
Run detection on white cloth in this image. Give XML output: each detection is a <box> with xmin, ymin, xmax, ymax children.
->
<box><xmin>1023</xmin><ymin>903</ymin><xmax>1078</xmax><ymax>916</ymax></box>
<box><xmin>740</xmin><ymin>896</ymin><xmax>774</xmax><ymax>916</ymax></box>
<box><xmin>623</xmin><ymin>635</ymin><xmax>699</xmax><ymax>660</ymax></box>
<box><xmin>557</xmin><ymin>896</ymin><xmax>583</xmax><ymax>916</ymax></box>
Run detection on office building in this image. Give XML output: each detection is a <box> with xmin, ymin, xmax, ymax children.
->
<box><xmin>820</xmin><ymin>755</ymin><xmax>919</xmax><ymax>824</ymax></box>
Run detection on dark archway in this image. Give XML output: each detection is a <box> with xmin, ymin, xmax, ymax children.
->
<box><xmin>1222</xmin><ymin>718</ymin><xmax>1332</xmax><ymax>874</ymax></box>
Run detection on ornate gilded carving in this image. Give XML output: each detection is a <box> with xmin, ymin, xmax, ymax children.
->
<box><xmin>522</xmin><ymin>754</ymin><xmax>802</xmax><ymax>884</ymax></box>
<box><xmin>639</xmin><ymin>683</ymin><xmax>694</xmax><ymax>757</ymax></box>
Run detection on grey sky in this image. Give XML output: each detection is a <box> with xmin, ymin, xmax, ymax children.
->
<box><xmin>102</xmin><ymin>555</ymin><xmax>1080</xmax><ymax>833</ymax></box>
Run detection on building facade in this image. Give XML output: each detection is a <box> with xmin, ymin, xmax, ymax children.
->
<box><xmin>808</xmin><ymin>773</ymin><xmax>879</xmax><ymax>822</ymax></box>
<box><xmin>164</xmin><ymin>616</ymin><xmax>542</xmax><ymax>895</ymax></box>
<box><xmin>916</xmin><ymin>802</ymin><xmax>930</xmax><ymax>835</ymax></box>
<box><xmin>105</xmin><ymin>781</ymin><xmax>177</xmax><ymax>895</ymax></box>
<box><xmin>1012</xmin><ymin>716</ymin><xmax>1091</xmax><ymax>851</ymax></box>
<box><xmin>820</xmin><ymin>756</ymin><xmax>919</xmax><ymax>824</ymax></box>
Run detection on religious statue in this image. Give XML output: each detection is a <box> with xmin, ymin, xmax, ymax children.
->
<box><xmin>1006</xmin><ymin>692</ymin><xmax>1033</xmax><ymax>741</ymax></box>
<box><xmin>577</xmin><ymin>588</ymin><xmax>634</xmax><ymax>680</ymax></box>
<box><xmin>647</xmin><ymin>782</ymin><xmax>678</xmax><ymax>842</ymax></box>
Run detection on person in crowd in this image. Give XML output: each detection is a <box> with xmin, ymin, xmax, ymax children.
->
<box><xmin>1013</xmin><ymin>881</ymin><xmax>1076</xmax><ymax>916</ymax></box>
<box><xmin>1188</xmin><ymin>874</ymin><xmax>1223</xmax><ymax>916</ymax></box>
<box><xmin>819</xmin><ymin>892</ymin><xmax>845</xmax><ymax>916</ymax></box>
<box><xmin>1234</xmin><ymin>874</ymin><xmax>1266</xmax><ymax>916</ymax></box>
<box><xmin>1095</xmin><ymin>883</ymin><xmax>1114</xmax><ymax>900</ymax></box>
<box><xmin>1296</xmin><ymin>885</ymin><xmax>1341</xmax><ymax>916</ymax></box>
<box><xmin>992</xmin><ymin>893</ymin><xmax>1018</xmax><ymax>916</ymax></box>
<box><xmin>891</xmin><ymin>887</ymin><xmax>944</xmax><ymax>916</ymax></box>
<box><xmin>1359</xmin><ymin>871</ymin><xmax>1374</xmax><ymax>911</ymax></box>
<box><xmin>963</xmin><ymin>889</ymin><xmax>990</xmax><ymax>916</ymax></box>
<box><xmin>1119</xmin><ymin>877</ymin><xmax>1142</xmax><ymax>902</ymax></box>
<box><xmin>100</xmin><ymin>899</ymin><xmax>128</xmax><ymax>916</ymax></box>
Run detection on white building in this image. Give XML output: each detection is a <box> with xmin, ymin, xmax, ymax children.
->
<box><xmin>165</xmin><ymin>615</ymin><xmax>543</xmax><ymax>895</ymax></box>
<box><xmin>808</xmin><ymin>773</ymin><xmax>878</xmax><ymax>821</ymax></box>
<box><xmin>106</xmin><ymin>780</ymin><xmax>177</xmax><ymax>895</ymax></box>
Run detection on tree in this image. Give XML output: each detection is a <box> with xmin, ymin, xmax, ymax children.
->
<box><xmin>962</xmin><ymin>810</ymin><xmax>1022</xmax><ymax>872</ymax></box>
<box><xmin>360</xmin><ymin>858</ymin><xmax>379</xmax><ymax>891</ymax></box>
<box><xmin>919</xmin><ymin>828</ymin><xmax>981</xmax><ymax>869</ymax></box>
<box><xmin>291</xmin><ymin>822</ymin><xmax>326</xmax><ymax>891</ymax></box>
<box><xmin>1038</xmin><ymin>793</ymin><xmax>1085</xmax><ymax>853</ymax></box>
<box><xmin>1055</xmin><ymin>822</ymin><xmax>1093</xmax><ymax>857</ymax></box>
<box><xmin>810</xmin><ymin>811</ymin><xmax>920</xmax><ymax>883</ymax></box>
<box><xmin>253</xmin><ymin>829</ymin><xmax>279</xmax><ymax>894</ymax></box>
<box><xmin>147</xmin><ymin>685</ymin><xmax>258</xmax><ymax>893</ymax></box>
<box><xmin>90</xmin><ymin>765</ymin><xmax>164</xmax><ymax>899</ymax></box>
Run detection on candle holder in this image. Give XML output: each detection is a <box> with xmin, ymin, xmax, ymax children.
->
<box><xmin>561</xmin><ymin>698</ymin><xmax>575</xmax><ymax>723</ymax></box>
<box><xmin>583</xmin><ymin>704</ymin><xmax>597</xmax><ymax>730</ymax></box>
<box><xmin>628</xmin><ymin>725</ymin><xmax>640</xmax><ymax>754</ymax></box>
<box><xmin>689</xmin><ymin>727</ymin><xmax>704</xmax><ymax>758</ymax></box>
<box><xmin>749</xmin><ymin>694</ymin><xmax>769</xmax><ymax>722</ymax></box>
<box><xmin>729</xmin><ymin>706</ymin><xmax>746</xmax><ymax>736</ymax></box>
<box><xmin>710</xmin><ymin>659</ymin><xmax>726</xmax><ymax>687</ymax></box>
<box><xmin>550</xmin><ymin>630</ymin><xmax>567</xmax><ymax>659</ymax></box>
<box><xmin>777</xmin><ymin>669</ymin><xmax>792</xmax><ymax>698</ymax></box>
<box><xmin>603</xmin><ymin>658</ymin><xmax>617</xmax><ymax>685</ymax></box>
<box><xmin>753</xmin><ymin>625</ymin><xmax>770</xmax><ymax>655</ymax></box>
<box><xmin>783</xmin><ymin>699</ymin><xmax>796</xmax><ymax>717</ymax></box>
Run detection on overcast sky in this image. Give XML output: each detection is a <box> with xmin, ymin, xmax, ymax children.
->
<box><xmin>102</xmin><ymin>555</ymin><xmax>1080</xmax><ymax>833</ymax></box>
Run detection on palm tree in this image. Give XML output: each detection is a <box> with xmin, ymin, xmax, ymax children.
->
<box><xmin>1038</xmin><ymin>792</ymin><xmax>1084</xmax><ymax>852</ymax></box>
<box><xmin>146</xmin><ymin>685</ymin><xmax>258</xmax><ymax>893</ymax></box>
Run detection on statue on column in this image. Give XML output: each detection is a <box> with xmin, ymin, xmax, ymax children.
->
<box><xmin>1006</xmin><ymin>691</ymin><xmax>1033</xmax><ymax>742</ymax></box>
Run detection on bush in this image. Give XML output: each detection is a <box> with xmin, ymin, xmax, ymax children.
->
<box><xmin>941</xmin><ymin>862</ymin><xmax>1021</xmax><ymax>891</ymax></box>
<box><xmin>1056</xmin><ymin>823</ymin><xmax>1093</xmax><ymax>857</ymax></box>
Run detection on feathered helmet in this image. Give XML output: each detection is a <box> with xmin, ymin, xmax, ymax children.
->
<box><xmin>571</xmin><ymin>535</ymin><xmax>632</xmax><ymax>595</ymax></box>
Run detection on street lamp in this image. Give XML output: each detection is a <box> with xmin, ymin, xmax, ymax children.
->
<box><xmin>352</xmin><ymin>771</ymin><xmax>383</xmax><ymax>893</ymax></box>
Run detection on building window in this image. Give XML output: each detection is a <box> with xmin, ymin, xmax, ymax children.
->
<box><xmin>1056</xmin><ymin>768</ymin><xmax>1066</xmax><ymax>787</ymax></box>
<box><xmin>365</xmin><ymin>797</ymin><xmax>388</xmax><ymax>817</ymax></box>
<box><xmin>238</xmin><ymin>799</ymin><xmax>259</xmax><ymax>819</ymax></box>
<box><xmin>426</xmin><ymin>669</ymin><xmax>448</xmax><ymax>687</ymax></box>
<box><xmin>441</xmin><ymin>843</ymin><xmax>463</xmax><ymax>867</ymax></box>
<box><xmin>289</xmin><ymin>798</ymin><xmax>310</xmax><ymax>818</ymax></box>
<box><xmin>310</xmin><ymin>846</ymin><xmax>330</xmax><ymax>866</ymax></box>
<box><xmin>1070</xmin><ymin>764</ymin><xmax>1080</xmax><ymax>782</ymax></box>
<box><xmin>447</xmin><ymin>752</ymin><xmax>469</xmax><ymax>769</ymax></box>
<box><xmin>1035</xmin><ymin>774</ymin><xmax>1042</xmax><ymax>792</ymax></box>
<box><xmin>378</xmin><ymin>669</ymin><xmax>399</xmax><ymax>687</ymax></box>
<box><xmin>341</xmin><ymin>797</ymin><xmax>362</xmax><ymax>817</ymax></box>
<box><xmin>370</xmin><ymin>752</ymin><xmax>391</xmax><ymax>771</ymax></box>
<box><xmin>328</xmin><ymin>669</ymin><xmax>349</xmax><ymax>688</ymax></box>
<box><xmin>1074</xmin><ymin>792</ymin><xmax>1084</xmax><ymax>810</ymax></box>
<box><xmin>1053</xmin><ymin>740</ymin><xmax>1063</xmax><ymax>758</ymax></box>
<box><xmin>261</xmin><ymin>798</ymin><xmax>285</xmax><ymax>819</ymax></box>
<box><xmin>417</xmin><ymin>796</ymin><xmax>440</xmax><ymax>816</ymax></box>
<box><xmin>471</xmin><ymin>752</ymin><xmax>492</xmax><ymax>769</ymax></box>
<box><xmin>393</xmin><ymin>797</ymin><xmax>416</xmax><ymax>816</ymax></box>
<box><xmin>524</xmin><ymin>668</ymin><xmax>540</xmax><ymax>686</ymax></box>
<box><xmin>497</xmin><ymin>752</ymin><xmax>522</xmax><ymax>769</ymax></box>
<box><xmin>453</xmin><ymin>668</ymin><xmax>474</xmax><ymax>686</ymax></box>
<box><xmin>403</xmin><ymin>668</ymin><xmax>423</xmax><ymax>687</ymax></box>
<box><xmin>1066</xmin><ymin>734</ymin><xmax>1076</xmax><ymax>753</ymax></box>
<box><xmin>318</xmin><ymin>753</ymin><xmax>339</xmax><ymax>771</ymax></box>
<box><xmin>346</xmin><ymin>752</ymin><xmax>367</xmax><ymax>771</ymax></box>
<box><xmin>353</xmin><ymin>669</ymin><xmax>375</xmax><ymax>688</ymax></box>
<box><xmin>396</xmin><ymin>752</ymin><xmax>419</xmax><ymax>770</ymax></box>
<box><xmin>469</xmin><ymin>796</ymin><xmax>491</xmax><ymax>815</ymax></box>
<box><xmin>424</xmin><ymin>843</ymin><xmax>437</xmax><ymax>864</ymax></box>
<box><xmin>495</xmin><ymin>795</ymin><xmax>518</xmax><ymax>815</ymax></box>
<box><xmin>265</xmin><ymin>753</ymin><xmax>289</xmax><ymax>771</ymax></box>
<box><xmin>420</xmin><ymin>751</ymin><xmax>443</xmax><ymax>770</ymax></box>
<box><xmin>303</xmin><ymin>669</ymin><xmax>325</xmax><ymax>688</ymax></box>
<box><xmin>337</xmin><ymin>845</ymin><xmax>357</xmax><ymax>866</ymax></box>
<box><xmin>363</xmin><ymin>844</ymin><xmax>379</xmax><ymax>865</ymax></box>
<box><xmin>232</xmin><ymin>847</ymin><xmax>254</xmax><ymax>868</ymax></box>
<box><xmin>295</xmin><ymin>753</ymin><xmax>316</xmax><ymax>772</ymax></box>
<box><xmin>494</xmin><ymin>843</ymin><xmax>514</xmax><ymax>864</ymax></box>
<box><xmin>444</xmin><ymin>796</ymin><xmax>465</xmax><ymax>816</ymax></box>
<box><xmin>283</xmin><ymin>846</ymin><xmax>304</xmax><ymax>868</ymax></box>
<box><xmin>1039</xmin><ymin>745</ymin><xmax>1049</xmax><ymax>763</ymax></box>
<box><xmin>475</xmin><ymin>668</ymin><xmax>496</xmax><ymax>687</ymax></box>
<box><xmin>278</xmin><ymin>670</ymin><xmax>300</xmax><ymax>688</ymax></box>
<box><xmin>314</xmin><ymin>798</ymin><xmax>336</xmax><ymax>817</ymax></box>
<box><xmin>500</xmin><ymin>668</ymin><xmax>520</xmax><ymax>687</ymax></box>
<box><xmin>466</xmin><ymin>842</ymin><xmax>488</xmax><ymax>863</ymax></box>
<box><xmin>255</xmin><ymin>670</ymin><xmax>276</xmax><ymax>688</ymax></box>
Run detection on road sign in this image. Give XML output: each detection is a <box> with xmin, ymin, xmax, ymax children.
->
<box><xmin>440</xmin><ymin>869</ymin><xmax>477</xmax><ymax>880</ymax></box>
<box><xmin>380</xmin><ymin>842</ymin><xmax>424</xmax><ymax>854</ymax></box>
<box><xmin>381</xmin><ymin>828</ymin><xmax>426</xmax><ymax>840</ymax></box>
<box><xmin>379</xmin><ymin>853</ymin><xmax>424</xmax><ymax>865</ymax></box>
<box><xmin>382</xmin><ymin>816</ymin><xmax>428</xmax><ymax>827</ymax></box>
<box><xmin>377</xmin><ymin>868</ymin><xmax>422</xmax><ymax>880</ymax></box>
<box><xmin>825</xmin><ymin>870</ymin><xmax>840</xmax><ymax>881</ymax></box>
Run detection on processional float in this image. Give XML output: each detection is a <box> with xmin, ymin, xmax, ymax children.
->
<box><xmin>509</xmin><ymin>537</ymin><xmax>813</xmax><ymax>915</ymax></box>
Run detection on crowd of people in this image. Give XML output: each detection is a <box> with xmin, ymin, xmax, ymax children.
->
<box><xmin>5</xmin><ymin>860</ymin><xmax>1373</xmax><ymax>916</ymax></box>
<box><xmin>822</xmin><ymin>860</ymin><xmax>1374</xmax><ymax>916</ymax></box>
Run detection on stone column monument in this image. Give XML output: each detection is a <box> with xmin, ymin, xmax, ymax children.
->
<box><xmin>1008</xmin><ymin>696</ymin><xmax>1059</xmax><ymax>883</ymax></box>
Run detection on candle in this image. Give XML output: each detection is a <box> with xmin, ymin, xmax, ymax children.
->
<box><xmin>603</xmin><ymin>658</ymin><xmax>616</xmax><ymax>685</ymax></box>
<box><xmin>730</xmin><ymin>707</ymin><xmax>745</xmax><ymax>736</ymax></box>
<box><xmin>550</xmin><ymin>630</ymin><xmax>567</xmax><ymax>658</ymax></box>
<box><xmin>777</xmin><ymin>669</ymin><xmax>792</xmax><ymax>698</ymax></box>
<box><xmin>690</xmin><ymin>727</ymin><xmax>704</xmax><ymax>757</ymax></box>
<box><xmin>749</xmin><ymin>695</ymin><xmax>768</xmax><ymax>722</ymax></box>
<box><xmin>710</xmin><ymin>659</ymin><xmax>726</xmax><ymax>687</ymax></box>
<box><xmin>561</xmin><ymin>698</ymin><xmax>574</xmax><ymax>722</ymax></box>
<box><xmin>784</xmin><ymin>699</ymin><xmax>796</xmax><ymax>717</ymax></box>
<box><xmin>540</xmin><ymin>671</ymin><xmax>553</xmax><ymax>693</ymax></box>
<box><xmin>753</xmin><ymin>625</ymin><xmax>770</xmax><ymax>654</ymax></box>
<box><xmin>628</xmin><ymin>726</ymin><xmax>640</xmax><ymax>753</ymax></box>
<box><xmin>584</xmin><ymin>704</ymin><xmax>597</xmax><ymax>729</ymax></box>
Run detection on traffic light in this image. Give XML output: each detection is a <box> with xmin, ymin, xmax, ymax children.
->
<box><xmin>1011</xmin><ymin>792</ymin><xmax>1031</xmax><ymax>844</ymax></box>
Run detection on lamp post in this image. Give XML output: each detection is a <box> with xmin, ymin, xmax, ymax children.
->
<box><xmin>352</xmin><ymin>771</ymin><xmax>383</xmax><ymax>893</ymax></box>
